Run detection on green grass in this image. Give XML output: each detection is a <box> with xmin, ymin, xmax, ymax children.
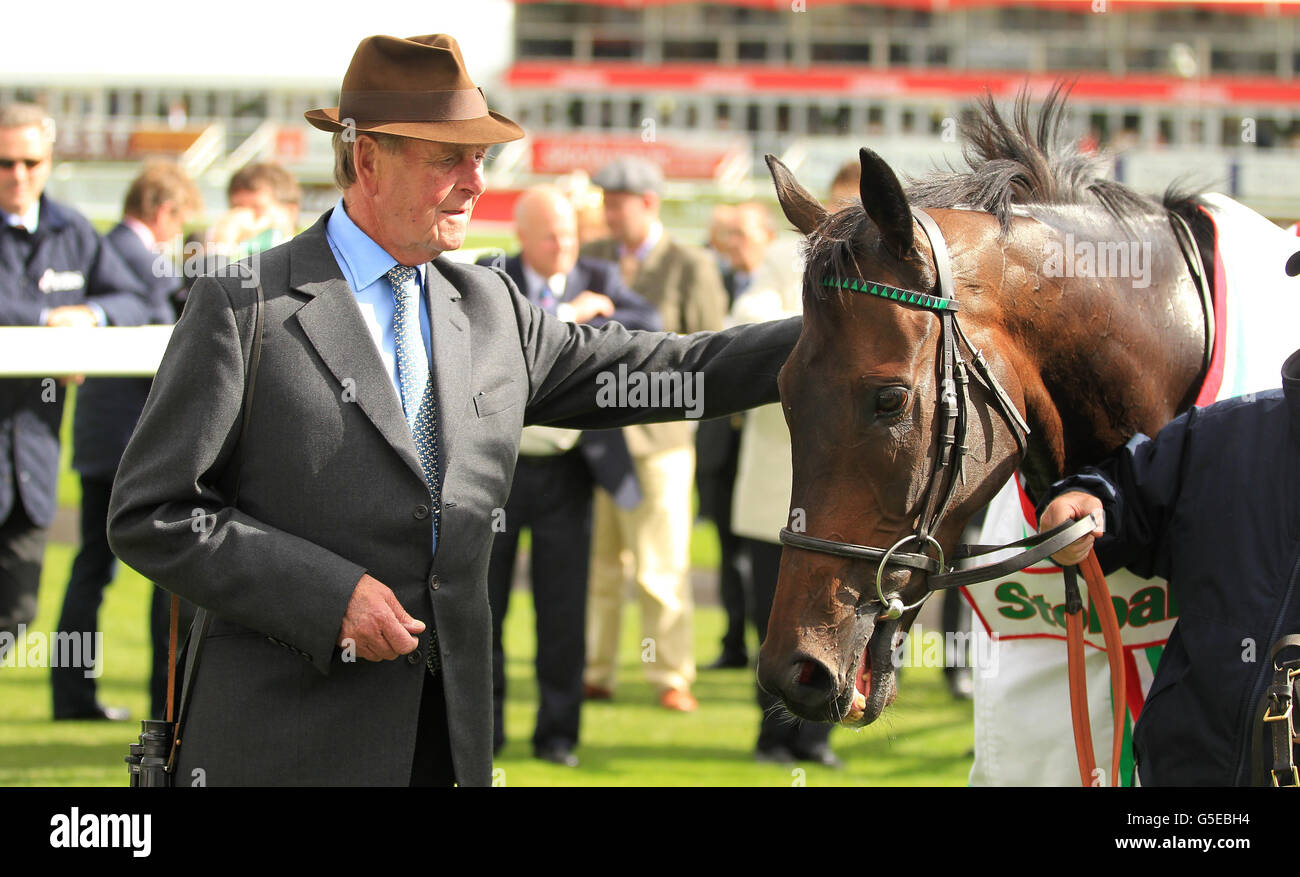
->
<box><xmin>0</xmin><ymin>394</ymin><xmax>975</xmax><ymax>787</ymax></box>
<box><xmin>495</xmin><ymin>594</ymin><xmax>975</xmax><ymax>787</ymax></box>
<box><xmin>0</xmin><ymin>546</ymin><xmax>975</xmax><ymax>786</ymax></box>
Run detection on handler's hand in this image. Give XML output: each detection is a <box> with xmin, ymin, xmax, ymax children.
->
<box><xmin>338</xmin><ymin>573</ymin><xmax>425</xmax><ymax>661</ymax></box>
<box><xmin>1039</xmin><ymin>491</ymin><xmax>1105</xmax><ymax>567</ymax></box>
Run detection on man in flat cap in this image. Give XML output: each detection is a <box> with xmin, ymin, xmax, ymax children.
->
<box><xmin>108</xmin><ymin>34</ymin><xmax>799</xmax><ymax>786</ymax></box>
<box><xmin>581</xmin><ymin>157</ymin><xmax>729</xmax><ymax>712</ymax></box>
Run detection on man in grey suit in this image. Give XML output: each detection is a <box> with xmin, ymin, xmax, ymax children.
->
<box><xmin>107</xmin><ymin>33</ymin><xmax>800</xmax><ymax>787</ymax></box>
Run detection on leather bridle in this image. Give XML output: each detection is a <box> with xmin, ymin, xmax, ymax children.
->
<box><xmin>778</xmin><ymin>207</ymin><xmax>1094</xmax><ymax>619</ymax></box>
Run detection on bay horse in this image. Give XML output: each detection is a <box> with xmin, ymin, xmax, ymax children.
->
<box><xmin>756</xmin><ymin>87</ymin><xmax>1215</xmax><ymax>729</ymax></box>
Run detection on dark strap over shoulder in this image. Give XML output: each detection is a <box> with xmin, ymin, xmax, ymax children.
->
<box><xmin>167</xmin><ymin>273</ymin><xmax>266</xmax><ymax>775</ymax></box>
<box><xmin>1252</xmin><ymin>634</ymin><xmax>1300</xmax><ymax>787</ymax></box>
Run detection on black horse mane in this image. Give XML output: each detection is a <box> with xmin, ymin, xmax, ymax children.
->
<box><xmin>907</xmin><ymin>82</ymin><xmax>1163</xmax><ymax>229</ymax></box>
<box><xmin>807</xmin><ymin>82</ymin><xmax>1214</xmax><ymax>300</ymax></box>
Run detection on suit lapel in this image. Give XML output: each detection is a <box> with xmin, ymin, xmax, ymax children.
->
<box><xmin>562</xmin><ymin>262</ymin><xmax>586</xmax><ymax>302</ymax></box>
<box><xmin>504</xmin><ymin>255</ymin><xmax>527</xmax><ymax>296</ymax></box>
<box><xmin>426</xmin><ymin>257</ymin><xmax>471</xmax><ymax>471</ymax></box>
<box><xmin>289</xmin><ymin>216</ymin><xmax>426</xmax><ymax>484</ymax></box>
<box><xmin>637</xmin><ymin>236</ymin><xmax>672</xmax><ymax>287</ymax></box>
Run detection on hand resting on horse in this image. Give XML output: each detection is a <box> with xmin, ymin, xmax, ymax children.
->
<box><xmin>337</xmin><ymin>573</ymin><xmax>426</xmax><ymax>661</ymax></box>
<box><xmin>1039</xmin><ymin>492</ymin><xmax>1106</xmax><ymax>567</ymax></box>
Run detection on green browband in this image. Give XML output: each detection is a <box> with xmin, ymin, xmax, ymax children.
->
<box><xmin>822</xmin><ymin>277</ymin><xmax>959</xmax><ymax>312</ymax></box>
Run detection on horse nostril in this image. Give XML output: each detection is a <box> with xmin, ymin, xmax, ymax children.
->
<box><xmin>790</xmin><ymin>658</ymin><xmax>836</xmax><ymax>700</ymax></box>
<box><xmin>796</xmin><ymin>660</ymin><xmax>818</xmax><ymax>686</ymax></box>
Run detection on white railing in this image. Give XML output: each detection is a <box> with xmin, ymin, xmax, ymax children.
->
<box><xmin>180</xmin><ymin>124</ymin><xmax>227</xmax><ymax>178</ymax></box>
<box><xmin>214</xmin><ymin>119</ymin><xmax>280</xmax><ymax>177</ymax></box>
<box><xmin>0</xmin><ymin>327</ymin><xmax>172</xmax><ymax>377</ymax></box>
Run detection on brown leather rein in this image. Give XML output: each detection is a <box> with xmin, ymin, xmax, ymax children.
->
<box><xmin>778</xmin><ymin>206</ymin><xmax>1126</xmax><ymax>787</ymax></box>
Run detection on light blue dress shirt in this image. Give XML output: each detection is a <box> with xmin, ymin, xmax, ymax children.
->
<box><xmin>324</xmin><ymin>198</ymin><xmax>432</xmax><ymax>395</ymax></box>
<box><xmin>325</xmin><ymin>198</ymin><xmax>439</xmax><ymax>553</ymax></box>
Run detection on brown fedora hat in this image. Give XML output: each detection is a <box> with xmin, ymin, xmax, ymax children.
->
<box><xmin>305</xmin><ymin>34</ymin><xmax>523</xmax><ymax>145</ymax></box>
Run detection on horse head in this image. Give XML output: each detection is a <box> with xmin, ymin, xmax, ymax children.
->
<box><xmin>756</xmin><ymin>80</ymin><xmax>1217</xmax><ymax>728</ymax></box>
<box><xmin>756</xmin><ymin>147</ymin><xmax>1033</xmax><ymax>726</ymax></box>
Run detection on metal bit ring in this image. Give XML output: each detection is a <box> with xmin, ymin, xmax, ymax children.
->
<box><xmin>875</xmin><ymin>534</ymin><xmax>945</xmax><ymax>620</ymax></box>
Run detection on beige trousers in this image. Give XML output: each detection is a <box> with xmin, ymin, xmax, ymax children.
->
<box><xmin>584</xmin><ymin>445</ymin><xmax>696</xmax><ymax>694</ymax></box>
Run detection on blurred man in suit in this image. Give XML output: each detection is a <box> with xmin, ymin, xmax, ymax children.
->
<box><xmin>706</xmin><ymin>205</ymin><xmax>737</xmax><ymax>290</ymax></box>
<box><xmin>51</xmin><ymin>163</ymin><xmax>201</xmax><ymax>721</ymax></box>
<box><xmin>476</xmin><ymin>185</ymin><xmax>660</xmax><ymax>766</ymax></box>
<box><xmin>206</xmin><ymin>161</ymin><xmax>301</xmax><ymax>258</ymax></box>
<box><xmin>0</xmin><ymin>103</ymin><xmax>148</xmax><ymax>682</ymax></box>
<box><xmin>726</xmin><ymin>214</ymin><xmax>839</xmax><ymax>768</ymax></box>
<box><xmin>829</xmin><ymin>160</ymin><xmax>861</xmax><ymax>208</ymax></box>
<box><xmin>581</xmin><ymin>157</ymin><xmax>730</xmax><ymax>711</ymax></box>
<box><xmin>107</xmin><ymin>34</ymin><xmax>798</xmax><ymax>785</ymax></box>
<box><xmin>228</xmin><ymin>162</ymin><xmax>301</xmax><ymax>229</ymax></box>
<box><xmin>697</xmin><ymin>202</ymin><xmax>778</xmax><ymax>671</ymax></box>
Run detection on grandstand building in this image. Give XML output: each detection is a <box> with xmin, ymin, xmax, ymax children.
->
<box><xmin>493</xmin><ymin>0</ymin><xmax>1300</xmax><ymax>216</ymax></box>
<box><xmin>8</xmin><ymin>1</ymin><xmax>1300</xmax><ymax>221</ymax></box>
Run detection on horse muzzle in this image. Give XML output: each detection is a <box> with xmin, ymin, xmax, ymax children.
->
<box><xmin>757</xmin><ymin>609</ymin><xmax>903</xmax><ymax>726</ymax></box>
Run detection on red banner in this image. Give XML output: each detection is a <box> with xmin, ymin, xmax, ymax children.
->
<box><xmin>529</xmin><ymin>134</ymin><xmax>746</xmax><ymax>180</ymax></box>
<box><xmin>509</xmin><ymin>62</ymin><xmax>1300</xmax><ymax>105</ymax></box>
<box><xmin>515</xmin><ymin>0</ymin><xmax>1300</xmax><ymax>13</ymax></box>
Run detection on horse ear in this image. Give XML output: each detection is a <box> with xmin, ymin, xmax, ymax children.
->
<box><xmin>764</xmin><ymin>154</ymin><xmax>827</xmax><ymax>236</ymax></box>
<box><xmin>858</xmin><ymin>147</ymin><xmax>914</xmax><ymax>259</ymax></box>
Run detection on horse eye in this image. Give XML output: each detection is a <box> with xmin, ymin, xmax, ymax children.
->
<box><xmin>875</xmin><ymin>387</ymin><xmax>910</xmax><ymax>416</ymax></box>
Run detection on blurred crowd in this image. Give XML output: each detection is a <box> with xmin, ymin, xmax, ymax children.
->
<box><xmin>0</xmin><ymin>98</ymin><xmax>891</xmax><ymax>770</ymax></box>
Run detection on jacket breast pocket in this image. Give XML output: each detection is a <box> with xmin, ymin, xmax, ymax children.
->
<box><xmin>473</xmin><ymin>382</ymin><xmax>518</xmax><ymax>418</ymax></box>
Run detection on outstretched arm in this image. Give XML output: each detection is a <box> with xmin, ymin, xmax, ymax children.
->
<box><xmin>493</xmin><ymin>268</ymin><xmax>800</xmax><ymax>430</ymax></box>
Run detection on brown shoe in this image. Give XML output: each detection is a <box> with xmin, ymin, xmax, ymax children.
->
<box><xmin>659</xmin><ymin>688</ymin><xmax>698</xmax><ymax>712</ymax></box>
<box><xmin>583</xmin><ymin>684</ymin><xmax>613</xmax><ymax>701</ymax></box>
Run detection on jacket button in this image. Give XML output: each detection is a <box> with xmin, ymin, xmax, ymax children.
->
<box><xmin>430</xmin><ymin>575</ymin><xmax>440</xmax><ymax>591</ymax></box>
<box><xmin>406</xmin><ymin>649</ymin><xmax>421</xmax><ymax>665</ymax></box>
<box><xmin>414</xmin><ymin>505</ymin><xmax>429</xmax><ymax>520</ymax></box>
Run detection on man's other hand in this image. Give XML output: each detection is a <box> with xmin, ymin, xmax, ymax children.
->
<box><xmin>1039</xmin><ymin>491</ymin><xmax>1105</xmax><ymax>567</ymax></box>
<box><xmin>45</xmin><ymin>305</ymin><xmax>99</xmax><ymax>328</ymax></box>
<box><xmin>568</xmin><ymin>290</ymin><xmax>615</xmax><ymax>323</ymax></box>
<box><xmin>338</xmin><ymin>573</ymin><xmax>426</xmax><ymax>661</ymax></box>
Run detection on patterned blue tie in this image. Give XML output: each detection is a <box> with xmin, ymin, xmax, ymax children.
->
<box><xmin>388</xmin><ymin>265</ymin><xmax>441</xmax><ymax>498</ymax></box>
<box><xmin>387</xmin><ymin>264</ymin><xmax>442</xmax><ymax>677</ymax></box>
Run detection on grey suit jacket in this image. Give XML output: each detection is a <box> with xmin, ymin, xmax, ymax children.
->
<box><xmin>107</xmin><ymin>212</ymin><xmax>799</xmax><ymax>786</ymax></box>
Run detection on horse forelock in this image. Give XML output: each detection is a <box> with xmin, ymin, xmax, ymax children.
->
<box><xmin>802</xmin><ymin>206</ymin><xmax>875</xmax><ymax>304</ymax></box>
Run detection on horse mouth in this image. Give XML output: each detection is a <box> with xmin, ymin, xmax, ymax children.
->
<box><xmin>840</xmin><ymin>612</ymin><xmax>902</xmax><ymax>726</ymax></box>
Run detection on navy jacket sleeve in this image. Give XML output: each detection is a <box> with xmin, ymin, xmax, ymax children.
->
<box><xmin>0</xmin><ymin>287</ymin><xmax>43</xmax><ymax>326</ymax></box>
<box><xmin>1040</xmin><ymin>411</ymin><xmax>1197</xmax><ymax>581</ymax></box>
<box><xmin>106</xmin><ymin>223</ymin><xmax>182</xmax><ymax>324</ymax></box>
<box><xmin>84</xmin><ymin>229</ymin><xmax>150</xmax><ymax>326</ymax></box>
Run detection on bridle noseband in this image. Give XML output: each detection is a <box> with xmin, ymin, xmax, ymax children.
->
<box><xmin>778</xmin><ymin>207</ymin><xmax>1092</xmax><ymax>619</ymax></box>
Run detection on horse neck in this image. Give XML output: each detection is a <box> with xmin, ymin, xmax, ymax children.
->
<box><xmin>984</xmin><ymin>208</ymin><xmax>1207</xmax><ymax>499</ymax></box>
